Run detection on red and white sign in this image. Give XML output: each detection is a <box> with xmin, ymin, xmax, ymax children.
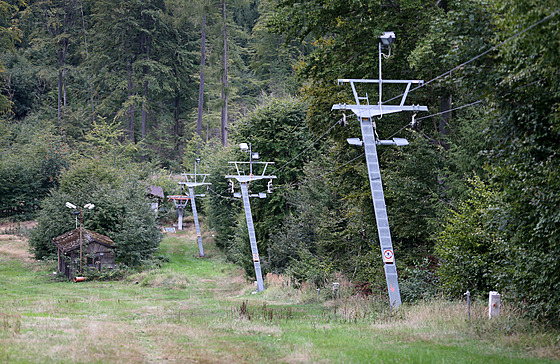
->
<box><xmin>383</xmin><ymin>249</ymin><xmax>394</xmax><ymax>264</ymax></box>
<box><xmin>253</xmin><ymin>254</ymin><xmax>260</xmax><ymax>262</ymax></box>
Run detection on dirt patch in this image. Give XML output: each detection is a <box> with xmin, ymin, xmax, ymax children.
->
<box><xmin>0</xmin><ymin>220</ymin><xmax>37</xmax><ymax>231</ymax></box>
<box><xmin>0</xmin><ymin>220</ymin><xmax>36</xmax><ymax>262</ymax></box>
<box><xmin>0</xmin><ymin>235</ymin><xmax>34</xmax><ymax>262</ymax></box>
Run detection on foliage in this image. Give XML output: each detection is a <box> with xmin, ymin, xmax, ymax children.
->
<box><xmin>204</xmin><ymin>96</ymin><xmax>314</xmax><ymax>278</ymax></box>
<box><xmin>480</xmin><ymin>0</ymin><xmax>560</xmax><ymax>326</ymax></box>
<box><xmin>399</xmin><ymin>257</ymin><xmax>440</xmax><ymax>303</ymax></box>
<box><xmin>29</xmin><ymin>159</ymin><xmax>162</xmax><ymax>266</ymax></box>
<box><xmin>286</xmin><ymin>248</ymin><xmax>334</xmax><ymax>288</ymax></box>
<box><xmin>0</xmin><ymin>0</ymin><xmax>558</xmax><ymax>329</ymax></box>
<box><xmin>0</xmin><ymin>0</ymin><xmax>22</xmax><ymax>114</ymax></box>
<box><xmin>230</xmin><ymin>96</ymin><xmax>312</xmax><ymax>256</ymax></box>
<box><xmin>201</xmin><ymin>144</ymin><xmax>240</xmax><ymax>251</ymax></box>
<box><xmin>436</xmin><ymin>177</ymin><xmax>504</xmax><ymax>298</ymax></box>
<box><xmin>0</xmin><ymin>121</ymin><xmax>69</xmax><ymax>219</ymax></box>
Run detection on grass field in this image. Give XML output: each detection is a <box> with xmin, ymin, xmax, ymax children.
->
<box><xmin>0</xmin><ymin>224</ymin><xmax>558</xmax><ymax>363</ymax></box>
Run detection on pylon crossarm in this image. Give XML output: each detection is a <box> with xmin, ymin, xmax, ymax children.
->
<box><xmin>182</xmin><ymin>173</ymin><xmax>210</xmax><ymax>184</ymax></box>
<box><xmin>336</xmin><ymin>78</ymin><xmax>425</xmax><ymax>111</ymax></box>
<box><xmin>225</xmin><ymin>175</ymin><xmax>277</xmax><ymax>183</ymax></box>
<box><xmin>179</xmin><ymin>181</ymin><xmax>211</xmax><ymax>188</ymax></box>
<box><xmin>227</xmin><ymin>161</ymin><xmax>275</xmax><ymax>179</ymax></box>
<box><xmin>332</xmin><ymin>104</ymin><xmax>428</xmax><ymax>118</ymax></box>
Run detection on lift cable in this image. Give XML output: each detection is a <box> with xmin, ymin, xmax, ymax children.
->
<box><xmin>276</xmin><ymin>117</ymin><xmax>343</xmax><ymax>173</ymax></box>
<box><xmin>387</xmin><ymin>100</ymin><xmax>484</xmax><ymax>139</ymax></box>
<box><xmin>382</xmin><ymin>8</ymin><xmax>560</xmax><ymax>105</ymax></box>
<box><xmin>275</xmin><ymin>152</ymin><xmax>365</xmax><ymax>190</ymax></box>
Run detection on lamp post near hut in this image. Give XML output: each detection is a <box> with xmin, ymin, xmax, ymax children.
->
<box><xmin>65</xmin><ymin>202</ymin><xmax>95</xmax><ymax>272</ymax></box>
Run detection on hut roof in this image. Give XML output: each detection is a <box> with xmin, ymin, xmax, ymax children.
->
<box><xmin>52</xmin><ymin>229</ymin><xmax>115</xmax><ymax>254</ymax></box>
<box><xmin>148</xmin><ymin>185</ymin><xmax>165</xmax><ymax>199</ymax></box>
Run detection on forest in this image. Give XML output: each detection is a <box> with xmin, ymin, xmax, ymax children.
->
<box><xmin>0</xmin><ymin>0</ymin><xmax>559</xmax><ymax>327</ymax></box>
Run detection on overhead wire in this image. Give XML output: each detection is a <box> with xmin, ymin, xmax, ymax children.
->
<box><xmin>206</xmin><ymin>185</ymin><xmax>238</xmax><ymax>201</ymax></box>
<box><xmin>386</xmin><ymin>100</ymin><xmax>483</xmax><ymax>139</ymax></box>
<box><xmin>382</xmin><ymin>8</ymin><xmax>560</xmax><ymax>105</ymax></box>
<box><xmin>275</xmin><ymin>152</ymin><xmax>365</xmax><ymax>190</ymax></box>
<box><xmin>208</xmin><ymin>8</ymin><xmax>560</xmax><ymax>198</ymax></box>
<box><xmin>275</xmin><ymin>8</ymin><xmax>559</xmax><ymax>177</ymax></box>
<box><xmin>275</xmin><ymin>116</ymin><xmax>343</xmax><ymax>173</ymax></box>
<box><xmin>415</xmin><ymin>100</ymin><xmax>483</xmax><ymax>121</ymax></box>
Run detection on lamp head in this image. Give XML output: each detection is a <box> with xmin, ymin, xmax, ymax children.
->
<box><xmin>65</xmin><ymin>202</ymin><xmax>77</xmax><ymax>209</ymax></box>
<box><xmin>379</xmin><ymin>31</ymin><xmax>396</xmax><ymax>47</ymax></box>
<box><xmin>239</xmin><ymin>143</ymin><xmax>249</xmax><ymax>152</ymax></box>
<box><xmin>195</xmin><ymin>158</ymin><xmax>201</xmax><ymax>163</ymax></box>
<box><xmin>84</xmin><ymin>203</ymin><xmax>95</xmax><ymax>210</ymax></box>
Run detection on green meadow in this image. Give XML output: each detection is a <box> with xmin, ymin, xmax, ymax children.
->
<box><xmin>0</xmin><ymin>228</ymin><xmax>558</xmax><ymax>363</ymax></box>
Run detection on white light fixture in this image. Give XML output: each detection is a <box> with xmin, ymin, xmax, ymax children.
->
<box><xmin>239</xmin><ymin>143</ymin><xmax>249</xmax><ymax>151</ymax></box>
<box><xmin>393</xmin><ymin>138</ymin><xmax>409</xmax><ymax>146</ymax></box>
<box><xmin>65</xmin><ymin>202</ymin><xmax>77</xmax><ymax>209</ymax></box>
<box><xmin>84</xmin><ymin>203</ymin><xmax>95</xmax><ymax>210</ymax></box>
<box><xmin>347</xmin><ymin>138</ymin><xmax>363</xmax><ymax>146</ymax></box>
<box><xmin>379</xmin><ymin>31</ymin><xmax>395</xmax><ymax>47</ymax></box>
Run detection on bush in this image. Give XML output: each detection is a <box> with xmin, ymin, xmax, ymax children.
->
<box><xmin>29</xmin><ymin>159</ymin><xmax>162</xmax><ymax>266</ymax></box>
<box><xmin>435</xmin><ymin>178</ymin><xmax>504</xmax><ymax>298</ymax></box>
<box><xmin>400</xmin><ymin>257</ymin><xmax>440</xmax><ymax>302</ymax></box>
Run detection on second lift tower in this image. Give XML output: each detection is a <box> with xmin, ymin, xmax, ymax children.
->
<box><xmin>180</xmin><ymin>158</ymin><xmax>211</xmax><ymax>257</ymax></box>
<box><xmin>226</xmin><ymin>143</ymin><xmax>276</xmax><ymax>292</ymax></box>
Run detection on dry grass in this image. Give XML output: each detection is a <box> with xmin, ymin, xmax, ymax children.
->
<box><xmin>280</xmin><ymin>341</ymin><xmax>317</xmax><ymax>363</ymax></box>
<box><xmin>0</xmin><ymin>235</ymin><xmax>33</xmax><ymax>263</ymax></box>
<box><xmin>1</xmin><ymin>223</ymin><xmax>559</xmax><ymax>363</ymax></box>
<box><xmin>127</xmin><ymin>270</ymin><xmax>190</xmax><ymax>289</ymax></box>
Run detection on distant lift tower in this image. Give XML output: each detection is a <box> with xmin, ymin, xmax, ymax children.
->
<box><xmin>180</xmin><ymin>158</ymin><xmax>211</xmax><ymax>257</ymax></box>
<box><xmin>168</xmin><ymin>194</ymin><xmax>190</xmax><ymax>231</ymax></box>
<box><xmin>332</xmin><ymin>32</ymin><xmax>428</xmax><ymax>308</ymax></box>
<box><xmin>226</xmin><ymin>143</ymin><xmax>276</xmax><ymax>292</ymax></box>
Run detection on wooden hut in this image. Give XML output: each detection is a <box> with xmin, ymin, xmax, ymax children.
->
<box><xmin>52</xmin><ymin>229</ymin><xmax>116</xmax><ymax>280</ymax></box>
<box><xmin>147</xmin><ymin>185</ymin><xmax>165</xmax><ymax>212</ymax></box>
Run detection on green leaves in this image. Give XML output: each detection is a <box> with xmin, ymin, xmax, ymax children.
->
<box><xmin>29</xmin><ymin>159</ymin><xmax>162</xmax><ymax>266</ymax></box>
<box><xmin>436</xmin><ymin>177</ymin><xmax>504</xmax><ymax>297</ymax></box>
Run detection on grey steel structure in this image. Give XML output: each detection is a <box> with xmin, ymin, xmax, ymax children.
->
<box><xmin>181</xmin><ymin>160</ymin><xmax>211</xmax><ymax>257</ymax></box>
<box><xmin>331</xmin><ymin>32</ymin><xmax>428</xmax><ymax>308</ymax></box>
<box><xmin>169</xmin><ymin>195</ymin><xmax>189</xmax><ymax>231</ymax></box>
<box><xmin>226</xmin><ymin>150</ymin><xmax>276</xmax><ymax>292</ymax></box>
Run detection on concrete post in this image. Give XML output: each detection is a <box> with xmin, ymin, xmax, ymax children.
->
<box><xmin>489</xmin><ymin>291</ymin><xmax>501</xmax><ymax>319</ymax></box>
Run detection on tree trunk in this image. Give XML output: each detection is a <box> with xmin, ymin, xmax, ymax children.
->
<box><xmin>142</xmin><ymin>80</ymin><xmax>148</xmax><ymax>140</ymax></box>
<box><xmin>197</xmin><ymin>14</ymin><xmax>206</xmax><ymax>138</ymax></box>
<box><xmin>57</xmin><ymin>68</ymin><xmax>63</xmax><ymax>123</ymax></box>
<box><xmin>141</xmin><ymin>16</ymin><xmax>150</xmax><ymax>142</ymax></box>
<box><xmin>174</xmin><ymin>92</ymin><xmax>181</xmax><ymax>150</ymax></box>
<box><xmin>127</xmin><ymin>59</ymin><xmax>135</xmax><ymax>143</ymax></box>
<box><xmin>80</xmin><ymin>3</ymin><xmax>95</xmax><ymax>123</ymax></box>
<box><xmin>439</xmin><ymin>94</ymin><xmax>452</xmax><ymax>149</ymax></box>
<box><xmin>63</xmin><ymin>68</ymin><xmax>67</xmax><ymax>108</ymax></box>
<box><xmin>221</xmin><ymin>0</ymin><xmax>228</xmax><ymax>147</ymax></box>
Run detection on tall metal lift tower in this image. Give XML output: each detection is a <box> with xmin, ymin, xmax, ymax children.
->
<box><xmin>226</xmin><ymin>143</ymin><xmax>276</xmax><ymax>292</ymax></box>
<box><xmin>332</xmin><ymin>32</ymin><xmax>428</xmax><ymax>308</ymax></box>
<box><xmin>180</xmin><ymin>158</ymin><xmax>211</xmax><ymax>257</ymax></box>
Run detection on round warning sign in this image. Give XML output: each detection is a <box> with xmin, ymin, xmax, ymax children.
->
<box><xmin>253</xmin><ymin>253</ymin><xmax>260</xmax><ymax>262</ymax></box>
<box><xmin>383</xmin><ymin>249</ymin><xmax>394</xmax><ymax>263</ymax></box>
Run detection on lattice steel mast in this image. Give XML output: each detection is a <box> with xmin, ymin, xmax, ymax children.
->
<box><xmin>226</xmin><ymin>143</ymin><xmax>276</xmax><ymax>292</ymax></box>
<box><xmin>332</xmin><ymin>32</ymin><xmax>428</xmax><ymax>308</ymax></box>
<box><xmin>180</xmin><ymin>158</ymin><xmax>211</xmax><ymax>257</ymax></box>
